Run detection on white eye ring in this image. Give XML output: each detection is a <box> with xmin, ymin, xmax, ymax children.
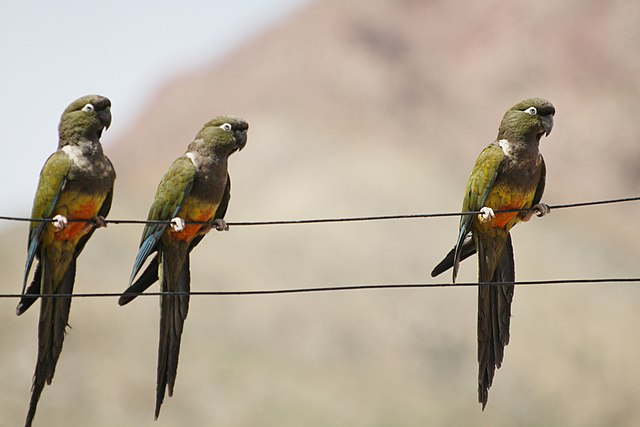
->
<box><xmin>82</xmin><ymin>103</ymin><xmax>94</xmax><ymax>113</ymax></box>
<box><xmin>219</xmin><ymin>123</ymin><xmax>232</xmax><ymax>131</ymax></box>
<box><xmin>525</xmin><ymin>106</ymin><xmax>537</xmax><ymax>115</ymax></box>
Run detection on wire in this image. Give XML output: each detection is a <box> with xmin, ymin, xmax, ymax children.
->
<box><xmin>2</xmin><ymin>277</ymin><xmax>639</xmax><ymax>299</ymax></box>
<box><xmin>228</xmin><ymin>195</ymin><xmax>640</xmax><ymax>226</ymax></box>
<box><xmin>0</xmin><ymin>195</ymin><xmax>637</xmax><ymax>300</ymax></box>
<box><xmin>1</xmin><ymin>195</ymin><xmax>639</xmax><ymax>227</ymax></box>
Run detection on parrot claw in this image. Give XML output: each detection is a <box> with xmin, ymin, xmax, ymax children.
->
<box><xmin>93</xmin><ymin>215</ymin><xmax>107</xmax><ymax>228</ymax></box>
<box><xmin>52</xmin><ymin>214</ymin><xmax>68</xmax><ymax>231</ymax></box>
<box><xmin>214</xmin><ymin>218</ymin><xmax>229</xmax><ymax>231</ymax></box>
<box><xmin>478</xmin><ymin>207</ymin><xmax>495</xmax><ymax>223</ymax></box>
<box><xmin>521</xmin><ymin>203</ymin><xmax>550</xmax><ymax>222</ymax></box>
<box><xmin>534</xmin><ymin>203</ymin><xmax>550</xmax><ymax>217</ymax></box>
<box><xmin>170</xmin><ymin>217</ymin><xmax>185</xmax><ymax>232</ymax></box>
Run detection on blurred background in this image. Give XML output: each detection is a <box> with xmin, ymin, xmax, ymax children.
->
<box><xmin>2</xmin><ymin>0</ymin><xmax>640</xmax><ymax>425</ymax></box>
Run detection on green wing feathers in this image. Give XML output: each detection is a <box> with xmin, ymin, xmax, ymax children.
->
<box><xmin>147</xmin><ymin>158</ymin><xmax>196</xmax><ymax>221</ymax></box>
<box><xmin>453</xmin><ymin>145</ymin><xmax>504</xmax><ymax>280</ymax></box>
<box><xmin>29</xmin><ymin>152</ymin><xmax>72</xmax><ymax>231</ymax></box>
<box><xmin>23</xmin><ymin>152</ymin><xmax>71</xmax><ymax>295</ymax></box>
<box><xmin>463</xmin><ymin>144</ymin><xmax>504</xmax><ymax>213</ymax></box>
<box><xmin>129</xmin><ymin>157</ymin><xmax>196</xmax><ymax>285</ymax></box>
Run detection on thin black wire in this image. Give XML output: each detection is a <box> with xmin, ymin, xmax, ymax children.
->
<box><xmin>0</xmin><ymin>195</ymin><xmax>638</xmax><ymax>300</ymax></box>
<box><xmin>1</xmin><ymin>277</ymin><xmax>639</xmax><ymax>299</ymax></box>
<box><xmin>1</xmin><ymin>195</ymin><xmax>639</xmax><ymax>227</ymax></box>
<box><xmin>228</xmin><ymin>195</ymin><xmax>640</xmax><ymax>226</ymax></box>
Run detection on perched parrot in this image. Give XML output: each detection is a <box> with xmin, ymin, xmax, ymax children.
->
<box><xmin>17</xmin><ymin>95</ymin><xmax>115</xmax><ymax>427</ymax></box>
<box><xmin>431</xmin><ymin>98</ymin><xmax>555</xmax><ymax>409</ymax></box>
<box><xmin>118</xmin><ymin>116</ymin><xmax>248</xmax><ymax>419</ymax></box>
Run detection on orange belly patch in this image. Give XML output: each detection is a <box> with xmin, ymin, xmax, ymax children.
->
<box><xmin>54</xmin><ymin>199</ymin><xmax>101</xmax><ymax>241</ymax></box>
<box><xmin>171</xmin><ymin>206</ymin><xmax>216</xmax><ymax>241</ymax></box>
<box><xmin>492</xmin><ymin>210</ymin><xmax>519</xmax><ymax>229</ymax></box>
<box><xmin>490</xmin><ymin>198</ymin><xmax>527</xmax><ymax>229</ymax></box>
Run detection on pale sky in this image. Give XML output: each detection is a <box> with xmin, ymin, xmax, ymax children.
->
<box><xmin>0</xmin><ymin>0</ymin><xmax>309</xmax><ymax>224</ymax></box>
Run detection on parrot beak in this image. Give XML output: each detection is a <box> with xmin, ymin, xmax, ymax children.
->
<box><xmin>99</xmin><ymin>107</ymin><xmax>112</xmax><ymax>131</ymax></box>
<box><xmin>235</xmin><ymin>130</ymin><xmax>247</xmax><ymax>151</ymax></box>
<box><xmin>541</xmin><ymin>114</ymin><xmax>553</xmax><ymax>136</ymax></box>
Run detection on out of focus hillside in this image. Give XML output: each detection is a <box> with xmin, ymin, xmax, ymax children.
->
<box><xmin>2</xmin><ymin>1</ymin><xmax>640</xmax><ymax>426</ymax></box>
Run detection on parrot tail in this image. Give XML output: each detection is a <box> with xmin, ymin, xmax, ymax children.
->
<box><xmin>17</xmin><ymin>262</ymin><xmax>43</xmax><ymax>315</ymax></box>
<box><xmin>25</xmin><ymin>258</ymin><xmax>75</xmax><ymax>427</ymax></box>
<box><xmin>155</xmin><ymin>250</ymin><xmax>190</xmax><ymax>420</ymax></box>
<box><xmin>431</xmin><ymin>236</ymin><xmax>476</xmax><ymax>278</ymax></box>
<box><xmin>119</xmin><ymin>254</ymin><xmax>160</xmax><ymax>305</ymax></box>
<box><xmin>477</xmin><ymin>233</ymin><xmax>514</xmax><ymax>410</ymax></box>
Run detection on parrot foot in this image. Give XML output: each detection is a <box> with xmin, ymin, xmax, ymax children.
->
<box><xmin>534</xmin><ymin>203</ymin><xmax>550</xmax><ymax>217</ymax></box>
<box><xmin>170</xmin><ymin>217</ymin><xmax>185</xmax><ymax>232</ymax></box>
<box><xmin>478</xmin><ymin>207</ymin><xmax>495</xmax><ymax>223</ymax></box>
<box><xmin>522</xmin><ymin>203</ymin><xmax>550</xmax><ymax>222</ymax></box>
<box><xmin>93</xmin><ymin>215</ymin><xmax>107</xmax><ymax>228</ymax></box>
<box><xmin>214</xmin><ymin>218</ymin><xmax>229</xmax><ymax>232</ymax></box>
<box><xmin>52</xmin><ymin>214</ymin><xmax>68</xmax><ymax>231</ymax></box>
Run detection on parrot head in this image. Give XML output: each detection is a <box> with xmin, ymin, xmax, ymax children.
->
<box><xmin>58</xmin><ymin>94</ymin><xmax>112</xmax><ymax>145</ymax></box>
<box><xmin>194</xmin><ymin>115</ymin><xmax>249</xmax><ymax>156</ymax></box>
<box><xmin>498</xmin><ymin>97</ymin><xmax>555</xmax><ymax>143</ymax></box>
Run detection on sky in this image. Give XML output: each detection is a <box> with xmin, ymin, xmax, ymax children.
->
<box><xmin>0</xmin><ymin>0</ymin><xmax>309</xmax><ymax>224</ymax></box>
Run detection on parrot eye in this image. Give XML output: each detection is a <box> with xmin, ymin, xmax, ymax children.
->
<box><xmin>524</xmin><ymin>106</ymin><xmax>537</xmax><ymax>115</ymax></box>
<box><xmin>82</xmin><ymin>103</ymin><xmax>95</xmax><ymax>113</ymax></box>
<box><xmin>219</xmin><ymin>123</ymin><xmax>232</xmax><ymax>131</ymax></box>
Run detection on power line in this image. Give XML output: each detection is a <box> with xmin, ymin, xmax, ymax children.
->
<box><xmin>1</xmin><ymin>195</ymin><xmax>638</xmax><ymax>300</ymax></box>
<box><xmin>1</xmin><ymin>195</ymin><xmax>639</xmax><ymax>227</ymax></box>
<box><xmin>2</xmin><ymin>277</ymin><xmax>640</xmax><ymax>299</ymax></box>
<box><xmin>228</xmin><ymin>195</ymin><xmax>640</xmax><ymax>226</ymax></box>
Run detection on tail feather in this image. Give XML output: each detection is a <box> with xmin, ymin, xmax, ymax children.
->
<box><xmin>477</xmin><ymin>233</ymin><xmax>514</xmax><ymax>409</ymax></box>
<box><xmin>17</xmin><ymin>262</ymin><xmax>43</xmax><ymax>316</ymax></box>
<box><xmin>431</xmin><ymin>236</ymin><xmax>476</xmax><ymax>278</ymax></box>
<box><xmin>26</xmin><ymin>258</ymin><xmax>75</xmax><ymax>427</ymax></box>
<box><xmin>119</xmin><ymin>255</ymin><xmax>159</xmax><ymax>306</ymax></box>
<box><xmin>155</xmin><ymin>249</ymin><xmax>190</xmax><ymax>420</ymax></box>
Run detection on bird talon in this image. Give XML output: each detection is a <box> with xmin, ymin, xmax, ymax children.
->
<box><xmin>478</xmin><ymin>207</ymin><xmax>495</xmax><ymax>223</ymax></box>
<box><xmin>52</xmin><ymin>214</ymin><xmax>68</xmax><ymax>231</ymax></box>
<box><xmin>93</xmin><ymin>215</ymin><xmax>107</xmax><ymax>228</ymax></box>
<box><xmin>534</xmin><ymin>203</ymin><xmax>550</xmax><ymax>217</ymax></box>
<box><xmin>170</xmin><ymin>217</ymin><xmax>185</xmax><ymax>232</ymax></box>
<box><xmin>521</xmin><ymin>203</ymin><xmax>550</xmax><ymax>222</ymax></box>
<box><xmin>214</xmin><ymin>218</ymin><xmax>229</xmax><ymax>231</ymax></box>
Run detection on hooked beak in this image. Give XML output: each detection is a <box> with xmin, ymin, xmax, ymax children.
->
<box><xmin>99</xmin><ymin>107</ymin><xmax>112</xmax><ymax>131</ymax></box>
<box><xmin>541</xmin><ymin>114</ymin><xmax>553</xmax><ymax>136</ymax></box>
<box><xmin>234</xmin><ymin>129</ymin><xmax>247</xmax><ymax>151</ymax></box>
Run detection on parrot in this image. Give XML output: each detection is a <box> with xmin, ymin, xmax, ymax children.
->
<box><xmin>118</xmin><ymin>116</ymin><xmax>248</xmax><ymax>419</ymax></box>
<box><xmin>431</xmin><ymin>98</ymin><xmax>555</xmax><ymax>409</ymax></box>
<box><xmin>17</xmin><ymin>94</ymin><xmax>115</xmax><ymax>427</ymax></box>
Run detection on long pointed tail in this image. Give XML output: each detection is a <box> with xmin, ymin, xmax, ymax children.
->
<box><xmin>25</xmin><ymin>259</ymin><xmax>75</xmax><ymax>427</ymax></box>
<box><xmin>477</xmin><ymin>233</ymin><xmax>514</xmax><ymax>409</ymax></box>
<box><xmin>155</xmin><ymin>251</ymin><xmax>190</xmax><ymax>419</ymax></box>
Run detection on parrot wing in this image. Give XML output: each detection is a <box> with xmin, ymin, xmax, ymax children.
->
<box><xmin>452</xmin><ymin>144</ymin><xmax>504</xmax><ymax>280</ymax></box>
<box><xmin>430</xmin><ymin>235</ymin><xmax>476</xmax><ymax>278</ymax></box>
<box><xmin>214</xmin><ymin>174</ymin><xmax>231</xmax><ymax>220</ymax></box>
<box><xmin>531</xmin><ymin>157</ymin><xmax>546</xmax><ymax>206</ymax></box>
<box><xmin>21</xmin><ymin>151</ymin><xmax>71</xmax><ymax>296</ymax></box>
<box><xmin>17</xmin><ymin>167</ymin><xmax>114</xmax><ymax>315</ymax></box>
<box><xmin>122</xmin><ymin>157</ymin><xmax>195</xmax><ymax>302</ymax></box>
<box><xmin>119</xmin><ymin>174</ymin><xmax>230</xmax><ymax>306</ymax></box>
